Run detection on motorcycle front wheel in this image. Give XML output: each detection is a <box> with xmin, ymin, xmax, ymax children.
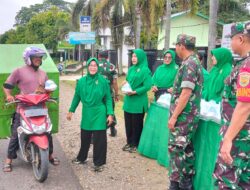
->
<box><xmin>31</xmin><ymin>143</ymin><xmax>49</xmax><ymax>182</ymax></box>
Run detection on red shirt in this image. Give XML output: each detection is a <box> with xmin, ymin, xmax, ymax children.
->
<box><xmin>6</xmin><ymin>65</ymin><xmax>48</xmax><ymax>94</ymax></box>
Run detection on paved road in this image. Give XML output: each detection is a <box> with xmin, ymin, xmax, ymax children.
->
<box><xmin>0</xmin><ymin>137</ymin><xmax>83</xmax><ymax>190</ymax></box>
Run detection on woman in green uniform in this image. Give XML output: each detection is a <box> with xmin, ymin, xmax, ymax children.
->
<box><xmin>122</xmin><ymin>49</ymin><xmax>152</xmax><ymax>153</ymax></box>
<box><xmin>152</xmin><ymin>50</ymin><xmax>179</xmax><ymax>100</ymax></box>
<box><xmin>194</xmin><ymin>47</ymin><xmax>233</xmax><ymax>189</ymax></box>
<box><xmin>203</xmin><ymin>47</ymin><xmax>233</xmax><ymax>102</ymax></box>
<box><xmin>67</xmin><ymin>57</ymin><xmax>114</xmax><ymax>172</ymax></box>
<box><xmin>138</xmin><ymin>50</ymin><xmax>178</xmax><ymax>166</ymax></box>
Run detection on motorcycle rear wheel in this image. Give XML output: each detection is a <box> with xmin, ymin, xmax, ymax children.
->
<box><xmin>31</xmin><ymin>143</ymin><xmax>49</xmax><ymax>182</ymax></box>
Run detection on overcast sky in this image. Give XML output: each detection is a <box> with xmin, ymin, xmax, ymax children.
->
<box><xmin>0</xmin><ymin>0</ymin><xmax>77</xmax><ymax>34</ymax></box>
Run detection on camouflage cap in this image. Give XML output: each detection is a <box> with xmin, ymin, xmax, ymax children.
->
<box><xmin>225</xmin><ymin>22</ymin><xmax>250</xmax><ymax>38</ymax></box>
<box><xmin>173</xmin><ymin>34</ymin><xmax>196</xmax><ymax>46</ymax></box>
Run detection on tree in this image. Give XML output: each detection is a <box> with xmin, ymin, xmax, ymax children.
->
<box><xmin>15</xmin><ymin>0</ymin><xmax>72</xmax><ymax>26</ymax></box>
<box><xmin>164</xmin><ymin>0</ymin><xmax>171</xmax><ymax>50</ymax></box>
<box><xmin>199</xmin><ymin>0</ymin><xmax>250</xmax><ymax>70</ymax></box>
<box><xmin>25</xmin><ymin>7</ymin><xmax>71</xmax><ymax>51</ymax></box>
<box><xmin>111</xmin><ymin>0</ymin><xmax>124</xmax><ymax>74</ymax></box>
<box><xmin>163</xmin><ymin>0</ymin><xmax>200</xmax><ymax>50</ymax></box>
<box><xmin>207</xmin><ymin>0</ymin><xmax>219</xmax><ymax>71</ymax></box>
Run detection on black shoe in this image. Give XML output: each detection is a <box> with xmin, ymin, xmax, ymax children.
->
<box><xmin>93</xmin><ymin>165</ymin><xmax>104</xmax><ymax>172</ymax></box>
<box><xmin>122</xmin><ymin>144</ymin><xmax>131</xmax><ymax>151</ymax></box>
<box><xmin>179</xmin><ymin>176</ymin><xmax>193</xmax><ymax>190</ymax></box>
<box><xmin>169</xmin><ymin>180</ymin><xmax>180</xmax><ymax>190</ymax></box>
<box><xmin>110</xmin><ymin>126</ymin><xmax>117</xmax><ymax>137</ymax></box>
<box><xmin>129</xmin><ymin>146</ymin><xmax>137</xmax><ymax>153</ymax></box>
<box><xmin>72</xmin><ymin>158</ymin><xmax>88</xmax><ymax>165</ymax></box>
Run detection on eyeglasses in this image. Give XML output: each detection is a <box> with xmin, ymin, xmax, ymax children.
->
<box><xmin>164</xmin><ymin>56</ymin><xmax>172</xmax><ymax>60</ymax></box>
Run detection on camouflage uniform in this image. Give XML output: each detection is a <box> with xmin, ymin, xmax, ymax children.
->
<box><xmin>99</xmin><ymin>58</ymin><xmax>118</xmax><ymax>135</ymax></box>
<box><xmin>168</xmin><ymin>34</ymin><xmax>204</xmax><ymax>184</ymax></box>
<box><xmin>213</xmin><ymin>22</ymin><xmax>250</xmax><ymax>190</ymax></box>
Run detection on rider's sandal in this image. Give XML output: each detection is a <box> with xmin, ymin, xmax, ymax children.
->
<box><xmin>3</xmin><ymin>163</ymin><xmax>12</xmax><ymax>172</ymax></box>
<box><xmin>49</xmin><ymin>157</ymin><xmax>60</xmax><ymax>166</ymax></box>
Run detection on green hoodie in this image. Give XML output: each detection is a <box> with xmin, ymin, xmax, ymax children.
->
<box><xmin>123</xmin><ymin>49</ymin><xmax>152</xmax><ymax>113</ymax></box>
<box><xmin>69</xmin><ymin>57</ymin><xmax>113</xmax><ymax>130</ymax></box>
<box><xmin>152</xmin><ymin>50</ymin><xmax>178</xmax><ymax>88</ymax></box>
<box><xmin>203</xmin><ymin>48</ymin><xmax>233</xmax><ymax>102</ymax></box>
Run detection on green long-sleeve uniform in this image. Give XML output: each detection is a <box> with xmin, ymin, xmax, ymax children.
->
<box><xmin>123</xmin><ymin>49</ymin><xmax>152</xmax><ymax>113</ymax></box>
<box><xmin>69</xmin><ymin>58</ymin><xmax>114</xmax><ymax>130</ymax></box>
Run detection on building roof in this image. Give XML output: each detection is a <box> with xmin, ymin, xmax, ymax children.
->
<box><xmin>164</xmin><ymin>11</ymin><xmax>224</xmax><ymax>26</ymax></box>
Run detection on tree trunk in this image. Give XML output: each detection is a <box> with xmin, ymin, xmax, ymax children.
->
<box><xmin>118</xmin><ymin>46</ymin><xmax>123</xmax><ymax>75</ymax></box>
<box><xmin>135</xmin><ymin>1</ymin><xmax>141</xmax><ymax>48</ymax></box>
<box><xmin>164</xmin><ymin>0</ymin><xmax>171</xmax><ymax>50</ymax></box>
<box><xmin>207</xmin><ymin>0</ymin><xmax>219</xmax><ymax>71</ymax></box>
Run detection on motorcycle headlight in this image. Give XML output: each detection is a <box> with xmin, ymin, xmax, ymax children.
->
<box><xmin>31</xmin><ymin>123</ymin><xmax>46</xmax><ymax>134</ymax></box>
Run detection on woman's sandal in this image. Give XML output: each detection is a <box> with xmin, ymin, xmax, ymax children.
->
<box><xmin>49</xmin><ymin>157</ymin><xmax>60</xmax><ymax>166</ymax></box>
<box><xmin>3</xmin><ymin>163</ymin><xmax>12</xmax><ymax>172</ymax></box>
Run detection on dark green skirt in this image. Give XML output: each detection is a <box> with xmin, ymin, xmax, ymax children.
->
<box><xmin>193</xmin><ymin>119</ymin><xmax>222</xmax><ymax>190</ymax></box>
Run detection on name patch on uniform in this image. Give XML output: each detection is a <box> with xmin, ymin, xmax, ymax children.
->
<box><xmin>237</xmin><ymin>68</ymin><xmax>250</xmax><ymax>102</ymax></box>
<box><xmin>239</xmin><ymin>72</ymin><xmax>250</xmax><ymax>87</ymax></box>
<box><xmin>236</xmin><ymin>88</ymin><xmax>250</xmax><ymax>97</ymax></box>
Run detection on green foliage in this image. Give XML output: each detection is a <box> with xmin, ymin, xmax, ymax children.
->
<box><xmin>199</xmin><ymin>0</ymin><xmax>250</xmax><ymax>24</ymax></box>
<box><xmin>198</xmin><ymin>0</ymin><xmax>250</xmax><ymax>37</ymax></box>
<box><xmin>1</xmin><ymin>7</ymin><xmax>71</xmax><ymax>53</ymax></box>
<box><xmin>15</xmin><ymin>0</ymin><xmax>72</xmax><ymax>26</ymax></box>
<box><xmin>25</xmin><ymin>7</ymin><xmax>70</xmax><ymax>51</ymax></box>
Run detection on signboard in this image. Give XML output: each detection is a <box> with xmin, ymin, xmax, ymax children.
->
<box><xmin>221</xmin><ymin>23</ymin><xmax>232</xmax><ymax>50</ymax></box>
<box><xmin>68</xmin><ymin>32</ymin><xmax>96</xmax><ymax>45</ymax></box>
<box><xmin>57</xmin><ymin>41</ymin><xmax>75</xmax><ymax>50</ymax></box>
<box><xmin>80</xmin><ymin>16</ymin><xmax>91</xmax><ymax>32</ymax></box>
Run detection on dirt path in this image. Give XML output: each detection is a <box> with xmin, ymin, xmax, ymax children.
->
<box><xmin>56</xmin><ymin>81</ymin><xmax>168</xmax><ymax>190</ymax></box>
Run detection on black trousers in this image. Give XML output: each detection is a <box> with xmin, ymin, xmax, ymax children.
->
<box><xmin>7</xmin><ymin>113</ymin><xmax>54</xmax><ymax>159</ymax></box>
<box><xmin>124</xmin><ymin>111</ymin><xmax>145</xmax><ymax>147</ymax></box>
<box><xmin>77</xmin><ymin>129</ymin><xmax>107</xmax><ymax>166</ymax></box>
<box><xmin>108</xmin><ymin>98</ymin><xmax>117</xmax><ymax>131</ymax></box>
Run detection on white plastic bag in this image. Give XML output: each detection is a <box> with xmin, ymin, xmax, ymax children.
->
<box><xmin>200</xmin><ymin>99</ymin><xmax>221</xmax><ymax>123</ymax></box>
<box><xmin>156</xmin><ymin>93</ymin><xmax>171</xmax><ymax>108</ymax></box>
<box><xmin>45</xmin><ymin>80</ymin><xmax>57</xmax><ymax>92</ymax></box>
<box><xmin>121</xmin><ymin>82</ymin><xmax>132</xmax><ymax>94</ymax></box>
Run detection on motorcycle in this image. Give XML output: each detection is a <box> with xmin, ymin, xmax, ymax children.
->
<box><xmin>6</xmin><ymin>93</ymin><xmax>57</xmax><ymax>182</ymax></box>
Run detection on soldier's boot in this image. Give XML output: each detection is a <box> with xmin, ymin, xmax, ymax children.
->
<box><xmin>110</xmin><ymin>126</ymin><xmax>117</xmax><ymax>137</ymax></box>
<box><xmin>169</xmin><ymin>181</ymin><xmax>180</xmax><ymax>190</ymax></box>
<box><xmin>179</xmin><ymin>176</ymin><xmax>193</xmax><ymax>190</ymax></box>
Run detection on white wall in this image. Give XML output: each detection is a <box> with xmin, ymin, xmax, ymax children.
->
<box><xmin>99</xmin><ymin>27</ymin><xmax>135</xmax><ymax>67</ymax></box>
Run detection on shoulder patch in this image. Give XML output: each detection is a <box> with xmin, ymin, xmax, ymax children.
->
<box><xmin>239</xmin><ymin>72</ymin><xmax>250</xmax><ymax>87</ymax></box>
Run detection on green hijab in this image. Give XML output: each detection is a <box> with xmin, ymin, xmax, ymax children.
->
<box><xmin>203</xmin><ymin>48</ymin><xmax>233</xmax><ymax>102</ymax></box>
<box><xmin>152</xmin><ymin>50</ymin><xmax>178</xmax><ymax>88</ymax></box>
<box><xmin>82</xmin><ymin>57</ymin><xmax>106</xmax><ymax>105</ymax></box>
<box><xmin>127</xmin><ymin>49</ymin><xmax>151</xmax><ymax>89</ymax></box>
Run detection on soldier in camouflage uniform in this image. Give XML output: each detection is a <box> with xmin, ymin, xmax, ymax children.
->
<box><xmin>98</xmin><ymin>51</ymin><xmax>118</xmax><ymax>137</ymax></box>
<box><xmin>213</xmin><ymin>22</ymin><xmax>250</xmax><ymax>190</ymax></box>
<box><xmin>168</xmin><ymin>34</ymin><xmax>203</xmax><ymax>190</ymax></box>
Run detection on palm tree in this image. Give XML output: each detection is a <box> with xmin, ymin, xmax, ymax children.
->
<box><xmin>164</xmin><ymin>0</ymin><xmax>171</xmax><ymax>50</ymax></box>
<box><xmin>207</xmin><ymin>0</ymin><xmax>219</xmax><ymax>71</ymax></box>
<box><xmin>110</xmin><ymin>0</ymin><xmax>124</xmax><ymax>74</ymax></box>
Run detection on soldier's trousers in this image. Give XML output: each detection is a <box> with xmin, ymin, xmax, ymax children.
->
<box><xmin>168</xmin><ymin>116</ymin><xmax>198</xmax><ymax>182</ymax></box>
<box><xmin>213</xmin><ymin>125</ymin><xmax>250</xmax><ymax>190</ymax></box>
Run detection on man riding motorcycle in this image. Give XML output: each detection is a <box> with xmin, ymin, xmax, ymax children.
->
<box><xmin>2</xmin><ymin>46</ymin><xmax>60</xmax><ymax>172</ymax></box>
